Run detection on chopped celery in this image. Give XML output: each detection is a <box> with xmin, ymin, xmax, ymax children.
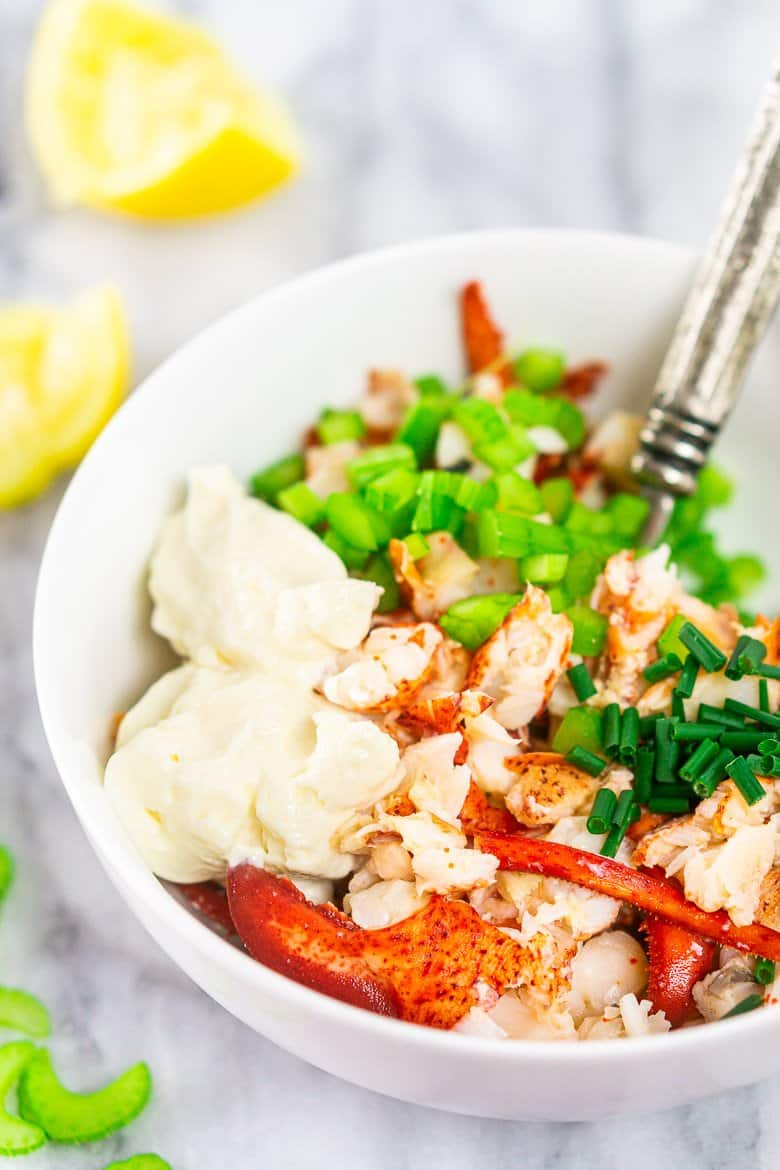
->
<box><xmin>513</xmin><ymin>348</ymin><xmax>565</xmax><ymax>393</ymax></box>
<box><xmin>326</xmin><ymin>493</ymin><xmax>390</xmax><ymax>551</ymax></box>
<box><xmin>317</xmin><ymin>408</ymin><xmax>365</xmax><ymax>445</ymax></box>
<box><xmin>552</xmin><ymin>707</ymin><xmax>604</xmax><ymax>756</ymax></box>
<box><xmin>347</xmin><ymin>443</ymin><xmax>416</xmax><ymax>490</ymax></box>
<box><xmin>566</xmin><ymin>604</ymin><xmax>608</xmax><ymax>656</ymax></box>
<box><xmin>520</xmin><ymin>553</ymin><xmax>569</xmax><ymax>584</ymax></box>
<box><xmin>440</xmin><ymin>593</ymin><xmax>521</xmax><ymax>651</ymax></box>
<box><xmin>540</xmin><ymin>477</ymin><xmax>574</xmax><ymax>523</ymax></box>
<box><xmin>249</xmin><ymin>453</ymin><xmax>305</xmax><ymax>503</ymax></box>
<box><xmin>277</xmin><ymin>482</ymin><xmax>325</xmax><ymax>528</ymax></box>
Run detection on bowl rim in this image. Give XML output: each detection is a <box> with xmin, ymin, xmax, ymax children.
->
<box><xmin>33</xmin><ymin>225</ymin><xmax>779</xmax><ymax>1064</ymax></box>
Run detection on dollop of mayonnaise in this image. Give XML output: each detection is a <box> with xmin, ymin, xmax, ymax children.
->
<box><xmin>149</xmin><ymin>465</ymin><xmax>380</xmax><ymax>674</ymax></box>
<box><xmin>104</xmin><ymin>466</ymin><xmax>400</xmax><ymax>884</ymax></box>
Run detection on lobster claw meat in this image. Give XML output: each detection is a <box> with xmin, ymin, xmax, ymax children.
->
<box><xmin>641</xmin><ymin>912</ymin><xmax>716</xmax><ymax>1027</ymax></box>
<box><xmin>227</xmin><ymin>863</ymin><xmax>530</xmax><ymax>1028</ymax></box>
<box><xmin>475</xmin><ymin>830</ymin><xmax>780</xmax><ymax>961</ymax></box>
<box><xmin>460</xmin><ymin>281</ymin><xmax>511</xmax><ymax>383</ymax></box>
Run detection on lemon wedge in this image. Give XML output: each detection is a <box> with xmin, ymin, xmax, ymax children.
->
<box><xmin>26</xmin><ymin>0</ymin><xmax>301</xmax><ymax>218</ymax></box>
<box><xmin>0</xmin><ymin>286</ymin><xmax>129</xmax><ymax>508</ymax></box>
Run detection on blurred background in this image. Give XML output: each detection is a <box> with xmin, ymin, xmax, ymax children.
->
<box><xmin>1</xmin><ymin>1</ymin><xmax>779</xmax><ymax>1166</ymax></box>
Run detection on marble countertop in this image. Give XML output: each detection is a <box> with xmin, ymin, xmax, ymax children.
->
<box><xmin>2</xmin><ymin>0</ymin><xmax>780</xmax><ymax>1165</ymax></box>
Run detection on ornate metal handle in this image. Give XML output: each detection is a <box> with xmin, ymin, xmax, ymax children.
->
<box><xmin>632</xmin><ymin>64</ymin><xmax>780</xmax><ymax>498</ymax></box>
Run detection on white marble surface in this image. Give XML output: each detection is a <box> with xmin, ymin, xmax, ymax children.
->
<box><xmin>2</xmin><ymin>0</ymin><xmax>780</xmax><ymax>1165</ymax></box>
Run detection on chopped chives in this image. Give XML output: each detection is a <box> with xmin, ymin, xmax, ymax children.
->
<box><xmin>639</xmin><ymin>713</ymin><xmax>663</xmax><ymax>739</ymax></box>
<box><xmin>692</xmin><ymin>746</ymin><xmax>734</xmax><ymax>798</ymax></box>
<box><xmin>675</xmin><ymin>654</ymin><xmax>699</xmax><ymax>701</ymax></box>
<box><xmin>698</xmin><ymin>703</ymin><xmax>746</xmax><ymax>729</ymax></box>
<box><xmin>619</xmin><ymin>707</ymin><xmax>640</xmax><ymax>767</ymax></box>
<box><xmin>603</xmin><ymin>703</ymin><xmax>621</xmax><ymax>760</ymax></box>
<box><xmin>745</xmin><ymin>754</ymin><xmax>777</xmax><ymax>777</ymax></box>
<box><xmin>634</xmin><ymin>746</ymin><xmax>655</xmax><ymax>803</ymax></box>
<box><xmin>670</xmin><ymin>721</ymin><xmax>724</xmax><ymax>742</ymax></box>
<box><xmin>725</xmin><ymin>634</ymin><xmax>766</xmax><ymax>680</ymax></box>
<box><xmin>647</xmin><ymin>795</ymin><xmax>690</xmax><ymax>814</ymax></box>
<box><xmin>758</xmin><ymin>737</ymin><xmax>780</xmax><ymax>755</ymax></box>
<box><xmin>642</xmin><ymin>654</ymin><xmax>683</xmax><ymax>683</ymax></box>
<box><xmin>757</xmin><ymin>664</ymin><xmax>780</xmax><ymax>680</ymax></box>
<box><xmin>672</xmin><ymin>691</ymin><xmax>686</xmax><ymax>722</ymax></box>
<box><xmin>755</xmin><ymin>958</ymin><xmax>776</xmax><ymax>985</ymax></box>
<box><xmin>724</xmin><ymin>698</ymin><xmax>780</xmax><ymax>730</ymax></box>
<box><xmin>720</xmin><ymin>730</ymin><xmax>766</xmax><ymax>751</ymax></box>
<box><xmin>567</xmin><ymin>745</ymin><xmax>607</xmax><ymax>778</ymax></box>
<box><xmin>760</xmin><ymin>678</ymin><xmax>771</xmax><ymax>713</ymax></box>
<box><xmin>613</xmin><ymin>789</ymin><xmax>639</xmax><ymax>829</ymax></box>
<box><xmin>723</xmin><ymin>993</ymin><xmax>764</xmax><ymax>1018</ymax></box>
<box><xmin>678</xmin><ymin>622</ymin><xmax>727</xmax><ymax>673</ymax></box>
<box><xmin>649</xmin><ymin>782</ymin><xmax>693</xmax><ymax>800</ymax></box>
<box><xmin>654</xmin><ymin>718</ymin><xmax>680</xmax><ymax>784</ymax></box>
<box><xmin>725</xmin><ymin>755</ymin><xmax>765</xmax><ymax>805</ymax></box>
<box><xmin>586</xmin><ymin>787</ymin><xmax>617</xmax><ymax>834</ymax></box>
<box><xmin>567</xmin><ymin>663</ymin><xmax>597</xmax><ymax>702</ymax></box>
<box><xmin>600</xmin><ymin>792</ymin><xmax>637</xmax><ymax>857</ymax></box>
<box><xmin>679</xmin><ymin>738</ymin><xmax>721</xmax><ymax>784</ymax></box>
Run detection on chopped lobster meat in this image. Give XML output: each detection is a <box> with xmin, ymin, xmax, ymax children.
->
<box><xmin>227</xmin><ymin>863</ymin><xmax>532</xmax><ymax>1028</ymax></box>
<box><xmin>560</xmin><ymin>360</ymin><xmax>609</xmax><ymax>399</ymax></box>
<box><xmin>475</xmin><ymin>831</ymin><xmax>780</xmax><ymax>960</ymax></box>
<box><xmin>641</xmin><ymin>914</ymin><xmax>716</xmax><ymax>1027</ymax></box>
<box><xmin>460</xmin><ymin>281</ymin><xmax>511</xmax><ymax>384</ymax></box>
<box><xmin>179</xmin><ymin>882</ymin><xmax>235</xmax><ymax>934</ymax></box>
<box><xmin>458</xmin><ymin>780</ymin><xmax>520</xmax><ymax>836</ymax></box>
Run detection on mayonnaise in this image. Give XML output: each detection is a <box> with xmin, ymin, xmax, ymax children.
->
<box><xmin>149</xmin><ymin>465</ymin><xmax>380</xmax><ymax>674</ymax></box>
<box><xmin>105</xmin><ymin>466</ymin><xmax>401</xmax><ymax>885</ymax></box>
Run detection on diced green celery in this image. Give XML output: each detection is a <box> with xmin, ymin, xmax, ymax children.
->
<box><xmin>697</xmin><ymin>464</ymin><xmax>733</xmax><ymax>508</ymax></box>
<box><xmin>364</xmin><ymin>467</ymin><xmax>420</xmax><ymax>513</ymax></box>
<box><xmin>326</xmin><ymin>493</ymin><xmax>390</xmax><ymax>551</ymax></box>
<box><xmin>453</xmin><ymin>398</ymin><xmax>508</xmax><ymax>445</ymax></box>
<box><xmin>564</xmin><ymin>501</ymin><xmax>615</xmax><ymax>536</ymax></box>
<box><xmin>606</xmin><ymin>492</ymin><xmax>650</xmax><ymax>539</ymax></box>
<box><xmin>276</xmin><ymin>482</ymin><xmax>325</xmax><ymax>528</ymax></box>
<box><xmin>355</xmin><ymin>553</ymin><xmax>401</xmax><ymax>614</ymax></box>
<box><xmin>411</xmin><ymin>492</ymin><xmax>464</xmax><ymax>534</ymax></box>
<box><xmin>403</xmin><ymin>533</ymin><xmax>430</xmax><ymax>560</ymax></box>
<box><xmin>564</xmin><ymin>548</ymin><xmax>603</xmax><ymax>600</ymax></box>
<box><xmin>322</xmin><ymin>529</ymin><xmax>370</xmax><ymax>570</ymax></box>
<box><xmin>566</xmin><ymin>604</ymin><xmax>608</xmax><ymax>656</ymax></box>
<box><xmin>552</xmin><ymin>707</ymin><xmax>604</xmax><ymax>755</ymax></box>
<box><xmin>526</xmin><ymin>520</ymin><xmax>570</xmax><ymax>554</ymax></box>
<box><xmin>513</xmin><ymin>348</ymin><xmax>565</xmax><ymax>393</ymax></box>
<box><xmin>249</xmin><ymin>453</ymin><xmax>305</xmax><ymax>503</ymax></box>
<box><xmin>473</xmin><ymin>431</ymin><xmax>535</xmax><ymax>471</ymax></box>
<box><xmin>489</xmin><ymin>472</ymin><xmax>542</xmax><ymax>515</ymax></box>
<box><xmin>520</xmin><ymin>553</ymin><xmax>569</xmax><ymax>583</ymax></box>
<box><xmin>397</xmin><ymin>398</ymin><xmax>452</xmax><ymax>463</ymax></box>
<box><xmin>540</xmin><ymin>477</ymin><xmax>574</xmax><ymax>523</ymax></box>
<box><xmin>414</xmin><ymin>374</ymin><xmax>448</xmax><ymax>396</ymax></box>
<box><xmin>440</xmin><ymin>593</ymin><xmax>522</xmax><ymax>651</ymax></box>
<box><xmin>347</xmin><ymin>443</ymin><xmax>416</xmax><ymax>489</ymax></box>
<box><xmin>545</xmin><ymin>585</ymin><xmax>571</xmax><ymax>612</ymax></box>
<box><xmin>476</xmin><ymin>510</ymin><xmax>532</xmax><ymax>557</ymax></box>
<box><xmin>316</xmin><ymin>408</ymin><xmax>366</xmax><ymax>445</ymax></box>
<box><xmin>657</xmin><ymin>614</ymin><xmax>688</xmax><ymax>661</ymax></box>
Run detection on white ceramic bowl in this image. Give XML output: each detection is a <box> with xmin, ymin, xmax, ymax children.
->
<box><xmin>34</xmin><ymin>230</ymin><xmax>780</xmax><ymax>1121</ymax></box>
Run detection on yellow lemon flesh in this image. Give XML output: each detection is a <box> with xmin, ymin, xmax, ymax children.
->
<box><xmin>0</xmin><ymin>286</ymin><xmax>129</xmax><ymax>508</ymax></box>
<box><xmin>26</xmin><ymin>0</ymin><xmax>301</xmax><ymax>218</ymax></box>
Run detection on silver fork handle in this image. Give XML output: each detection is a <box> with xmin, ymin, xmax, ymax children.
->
<box><xmin>632</xmin><ymin>64</ymin><xmax>780</xmax><ymax>497</ymax></box>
